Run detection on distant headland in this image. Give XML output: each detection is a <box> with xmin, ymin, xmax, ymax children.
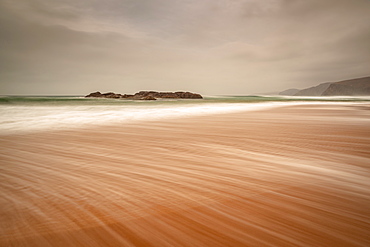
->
<box><xmin>85</xmin><ymin>91</ymin><xmax>203</xmax><ymax>100</ymax></box>
<box><xmin>279</xmin><ymin>76</ymin><xmax>370</xmax><ymax>96</ymax></box>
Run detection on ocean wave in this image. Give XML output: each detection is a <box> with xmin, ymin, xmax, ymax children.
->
<box><xmin>1</xmin><ymin>96</ymin><xmax>370</xmax><ymax>134</ymax></box>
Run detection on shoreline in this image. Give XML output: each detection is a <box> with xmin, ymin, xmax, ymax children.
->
<box><xmin>1</xmin><ymin>103</ymin><xmax>370</xmax><ymax>246</ymax></box>
<box><xmin>1</xmin><ymin>101</ymin><xmax>370</xmax><ymax>136</ymax></box>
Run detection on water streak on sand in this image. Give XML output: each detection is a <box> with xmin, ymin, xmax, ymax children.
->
<box><xmin>0</xmin><ymin>104</ymin><xmax>370</xmax><ymax>246</ymax></box>
<box><xmin>1</xmin><ymin>95</ymin><xmax>370</xmax><ymax>134</ymax></box>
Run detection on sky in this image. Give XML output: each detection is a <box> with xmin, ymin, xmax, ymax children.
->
<box><xmin>0</xmin><ymin>0</ymin><xmax>369</xmax><ymax>95</ymax></box>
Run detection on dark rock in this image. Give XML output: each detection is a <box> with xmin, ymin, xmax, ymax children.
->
<box><xmin>133</xmin><ymin>91</ymin><xmax>203</xmax><ymax>99</ymax></box>
<box><xmin>176</xmin><ymin>91</ymin><xmax>203</xmax><ymax>99</ymax></box>
<box><xmin>85</xmin><ymin>91</ymin><xmax>122</xmax><ymax>98</ymax></box>
<box><xmin>85</xmin><ymin>91</ymin><xmax>203</xmax><ymax>100</ymax></box>
<box><xmin>102</xmin><ymin>92</ymin><xmax>122</xmax><ymax>98</ymax></box>
<box><xmin>85</xmin><ymin>91</ymin><xmax>103</xmax><ymax>97</ymax></box>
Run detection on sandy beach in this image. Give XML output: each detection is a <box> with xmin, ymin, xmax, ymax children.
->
<box><xmin>1</xmin><ymin>103</ymin><xmax>370</xmax><ymax>247</ymax></box>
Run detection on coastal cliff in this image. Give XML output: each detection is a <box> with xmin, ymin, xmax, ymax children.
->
<box><xmin>85</xmin><ymin>91</ymin><xmax>203</xmax><ymax>100</ymax></box>
<box><xmin>293</xmin><ymin>82</ymin><xmax>332</xmax><ymax>96</ymax></box>
<box><xmin>321</xmin><ymin>77</ymin><xmax>370</xmax><ymax>96</ymax></box>
<box><xmin>279</xmin><ymin>76</ymin><xmax>370</xmax><ymax>96</ymax></box>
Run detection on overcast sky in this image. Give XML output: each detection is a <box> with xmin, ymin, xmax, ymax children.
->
<box><xmin>0</xmin><ymin>0</ymin><xmax>369</xmax><ymax>95</ymax></box>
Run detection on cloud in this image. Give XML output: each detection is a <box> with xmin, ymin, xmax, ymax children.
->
<box><xmin>0</xmin><ymin>0</ymin><xmax>369</xmax><ymax>95</ymax></box>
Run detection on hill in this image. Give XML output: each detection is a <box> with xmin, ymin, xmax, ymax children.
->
<box><xmin>322</xmin><ymin>77</ymin><xmax>370</xmax><ymax>96</ymax></box>
<box><xmin>279</xmin><ymin>88</ymin><xmax>300</xmax><ymax>96</ymax></box>
<box><xmin>294</xmin><ymin>82</ymin><xmax>332</xmax><ymax>96</ymax></box>
<box><xmin>279</xmin><ymin>76</ymin><xmax>370</xmax><ymax>96</ymax></box>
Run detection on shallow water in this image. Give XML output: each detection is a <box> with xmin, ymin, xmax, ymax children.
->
<box><xmin>1</xmin><ymin>95</ymin><xmax>370</xmax><ymax>134</ymax></box>
<box><xmin>1</xmin><ymin>104</ymin><xmax>369</xmax><ymax>246</ymax></box>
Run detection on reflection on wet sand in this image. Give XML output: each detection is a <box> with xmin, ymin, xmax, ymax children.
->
<box><xmin>1</xmin><ymin>104</ymin><xmax>370</xmax><ymax>246</ymax></box>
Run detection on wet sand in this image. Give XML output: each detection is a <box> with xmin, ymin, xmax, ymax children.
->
<box><xmin>1</xmin><ymin>103</ymin><xmax>370</xmax><ymax>246</ymax></box>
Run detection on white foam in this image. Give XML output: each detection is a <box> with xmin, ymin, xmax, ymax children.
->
<box><xmin>0</xmin><ymin>101</ymin><xmax>364</xmax><ymax>134</ymax></box>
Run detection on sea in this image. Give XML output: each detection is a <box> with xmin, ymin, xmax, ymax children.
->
<box><xmin>1</xmin><ymin>95</ymin><xmax>369</xmax><ymax>134</ymax></box>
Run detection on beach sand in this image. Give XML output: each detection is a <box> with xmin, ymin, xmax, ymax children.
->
<box><xmin>1</xmin><ymin>103</ymin><xmax>370</xmax><ymax>246</ymax></box>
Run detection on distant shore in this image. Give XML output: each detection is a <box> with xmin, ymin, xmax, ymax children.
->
<box><xmin>1</xmin><ymin>103</ymin><xmax>370</xmax><ymax>246</ymax></box>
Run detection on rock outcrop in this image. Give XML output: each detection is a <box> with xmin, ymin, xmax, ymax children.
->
<box><xmin>85</xmin><ymin>92</ymin><xmax>122</xmax><ymax>98</ymax></box>
<box><xmin>85</xmin><ymin>91</ymin><xmax>203</xmax><ymax>100</ymax></box>
<box><xmin>134</xmin><ymin>91</ymin><xmax>203</xmax><ymax>99</ymax></box>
